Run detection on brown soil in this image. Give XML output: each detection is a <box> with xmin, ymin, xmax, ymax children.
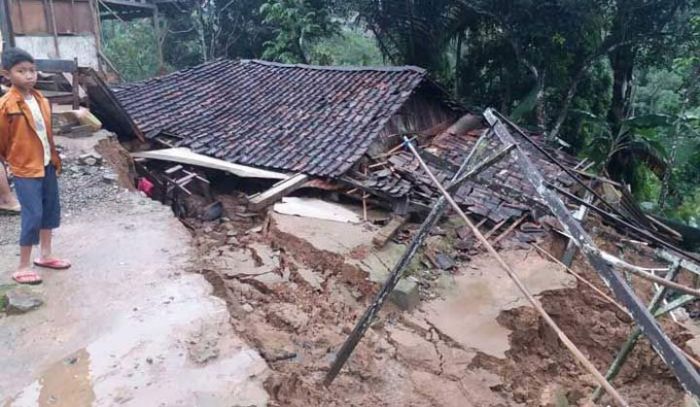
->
<box><xmin>189</xmin><ymin>213</ymin><xmax>516</xmax><ymax>407</ymax></box>
<box><xmin>188</xmin><ymin>208</ymin><xmax>695</xmax><ymax>407</ymax></box>
<box><xmin>472</xmin><ymin>242</ymin><xmax>693</xmax><ymax>407</ymax></box>
<box><xmin>95</xmin><ymin>136</ymin><xmax>136</xmax><ymax>190</ymax></box>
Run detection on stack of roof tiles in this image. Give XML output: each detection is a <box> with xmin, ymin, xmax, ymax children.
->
<box><xmin>349</xmin><ymin>129</ymin><xmax>579</xmax><ymax>223</ymax></box>
<box><xmin>113</xmin><ymin>59</ymin><xmax>429</xmax><ymax>177</ymax></box>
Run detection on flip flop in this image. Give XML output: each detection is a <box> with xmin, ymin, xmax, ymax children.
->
<box><xmin>33</xmin><ymin>258</ymin><xmax>71</xmax><ymax>270</ymax></box>
<box><xmin>12</xmin><ymin>270</ymin><xmax>43</xmax><ymax>285</ymax></box>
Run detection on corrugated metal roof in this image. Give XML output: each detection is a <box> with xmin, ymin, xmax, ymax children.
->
<box><xmin>113</xmin><ymin>59</ymin><xmax>432</xmax><ymax>176</ymax></box>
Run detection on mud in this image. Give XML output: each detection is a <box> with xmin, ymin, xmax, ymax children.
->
<box><xmin>193</xmin><ymin>208</ymin><xmax>696</xmax><ymax>407</ymax></box>
<box><xmin>191</xmin><ymin>211</ymin><xmax>520</xmax><ymax>406</ymax></box>
<box><xmin>8</xmin><ymin>132</ymin><xmax>693</xmax><ymax>406</ymax></box>
<box><xmin>471</xmin><ymin>245</ymin><xmax>692</xmax><ymax>407</ymax></box>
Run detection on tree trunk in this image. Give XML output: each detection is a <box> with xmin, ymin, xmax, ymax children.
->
<box><xmin>454</xmin><ymin>32</ymin><xmax>462</xmax><ymax>98</ymax></box>
<box><xmin>549</xmin><ymin>67</ymin><xmax>586</xmax><ymax>141</ymax></box>
<box><xmin>197</xmin><ymin>7</ymin><xmax>208</xmax><ymax>62</ymax></box>
<box><xmin>534</xmin><ymin>72</ymin><xmax>547</xmax><ymax>130</ymax></box>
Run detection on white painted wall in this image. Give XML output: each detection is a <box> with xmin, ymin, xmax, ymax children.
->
<box><xmin>15</xmin><ymin>35</ymin><xmax>99</xmax><ymax>69</ymax></box>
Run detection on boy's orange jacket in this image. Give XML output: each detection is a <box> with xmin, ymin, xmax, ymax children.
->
<box><xmin>0</xmin><ymin>87</ymin><xmax>61</xmax><ymax>178</ymax></box>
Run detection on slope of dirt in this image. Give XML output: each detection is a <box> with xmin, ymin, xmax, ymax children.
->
<box><xmin>190</xmin><ymin>213</ymin><xmax>517</xmax><ymax>407</ymax></box>
<box><xmin>189</xmin><ymin>207</ymin><xmax>696</xmax><ymax>407</ymax></box>
<box><xmin>471</xmin><ymin>243</ymin><xmax>693</xmax><ymax>407</ymax></box>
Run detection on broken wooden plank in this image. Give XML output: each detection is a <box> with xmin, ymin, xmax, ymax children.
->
<box><xmin>131</xmin><ymin>148</ymin><xmax>288</xmax><ymax>180</ymax></box>
<box><xmin>373</xmin><ymin>215</ymin><xmax>408</xmax><ymax>248</ymax></box>
<box><xmin>486</xmin><ymin>108</ymin><xmax>700</xmax><ymax>398</ymax></box>
<box><xmin>248</xmin><ymin>173</ymin><xmax>310</xmax><ymax>210</ymax></box>
<box><xmin>492</xmin><ymin>214</ymin><xmax>528</xmax><ymax>245</ymax></box>
<box><xmin>165</xmin><ymin>165</ymin><xmax>183</xmax><ymax>174</ymax></box>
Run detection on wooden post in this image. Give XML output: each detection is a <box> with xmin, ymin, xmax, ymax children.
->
<box><xmin>71</xmin><ymin>57</ymin><xmax>79</xmax><ymax>109</ymax></box>
<box><xmin>46</xmin><ymin>0</ymin><xmax>61</xmax><ymax>58</ymax></box>
<box><xmin>561</xmin><ymin>189</ymin><xmax>593</xmax><ymax>266</ymax></box>
<box><xmin>485</xmin><ymin>108</ymin><xmax>700</xmax><ymax>398</ymax></box>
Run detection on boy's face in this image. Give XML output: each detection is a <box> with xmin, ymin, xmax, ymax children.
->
<box><xmin>4</xmin><ymin>61</ymin><xmax>37</xmax><ymax>92</ymax></box>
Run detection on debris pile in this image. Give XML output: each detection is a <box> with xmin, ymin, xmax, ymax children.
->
<box><xmin>77</xmin><ymin>58</ymin><xmax>700</xmax><ymax>405</ymax></box>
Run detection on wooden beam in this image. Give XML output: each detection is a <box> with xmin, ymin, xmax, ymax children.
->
<box><xmin>131</xmin><ymin>148</ymin><xmax>288</xmax><ymax>180</ymax></box>
<box><xmin>35</xmin><ymin>59</ymin><xmax>78</xmax><ymax>73</ymax></box>
<box><xmin>100</xmin><ymin>0</ymin><xmax>155</xmax><ymax>9</ymax></box>
<box><xmin>247</xmin><ymin>173</ymin><xmax>309</xmax><ymax>211</ymax></box>
<box><xmin>485</xmin><ymin>108</ymin><xmax>700</xmax><ymax>398</ymax></box>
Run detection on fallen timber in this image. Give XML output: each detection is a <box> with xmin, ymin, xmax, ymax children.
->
<box><xmin>485</xmin><ymin>108</ymin><xmax>700</xmax><ymax>398</ymax></box>
<box><xmin>323</xmin><ymin>132</ymin><xmax>513</xmax><ymax>386</ymax></box>
<box><xmin>402</xmin><ymin>136</ymin><xmax>629</xmax><ymax>407</ymax></box>
<box><xmin>592</xmin><ymin>263</ymin><xmax>682</xmax><ymax>402</ymax></box>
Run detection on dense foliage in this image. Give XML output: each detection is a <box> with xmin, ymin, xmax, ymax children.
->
<box><xmin>102</xmin><ymin>0</ymin><xmax>700</xmax><ymax>223</ymax></box>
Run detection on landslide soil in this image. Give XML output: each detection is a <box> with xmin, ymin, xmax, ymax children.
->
<box><xmin>188</xmin><ymin>208</ymin><xmax>695</xmax><ymax>407</ymax></box>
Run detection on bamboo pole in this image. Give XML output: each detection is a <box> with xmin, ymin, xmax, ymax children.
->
<box><xmin>492</xmin><ymin>214</ymin><xmax>528</xmax><ymax>245</ymax></box>
<box><xmin>403</xmin><ymin>137</ymin><xmax>629</xmax><ymax>407</ymax></box>
<box><xmin>602</xmin><ymin>254</ymin><xmax>700</xmax><ymax>298</ymax></box>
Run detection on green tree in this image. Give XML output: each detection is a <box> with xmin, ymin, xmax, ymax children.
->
<box><xmin>102</xmin><ymin>19</ymin><xmax>160</xmax><ymax>81</ymax></box>
<box><xmin>260</xmin><ymin>0</ymin><xmax>340</xmax><ymax>63</ymax></box>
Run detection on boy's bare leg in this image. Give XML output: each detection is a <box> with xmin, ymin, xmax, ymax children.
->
<box><xmin>39</xmin><ymin>229</ymin><xmax>55</xmax><ymax>261</ymax></box>
<box><xmin>0</xmin><ymin>164</ymin><xmax>20</xmax><ymax>208</ymax></box>
<box><xmin>18</xmin><ymin>245</ymin><xmax>32</xmax><ymax>271</ymax></box>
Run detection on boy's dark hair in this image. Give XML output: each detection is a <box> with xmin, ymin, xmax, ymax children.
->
<box><xmin>2</xmin><ymin>47</ymin><xmax>34</xmax><ymax>71</ymax></box>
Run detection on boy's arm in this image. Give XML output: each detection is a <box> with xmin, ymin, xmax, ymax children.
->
<box><xmin>0</xmin><ymin>107</ymin><xmax>8</xmax><ymax>161</ymax></box>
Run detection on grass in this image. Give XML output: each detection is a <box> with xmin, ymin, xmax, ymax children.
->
<box><xmin>0</xmin><ymin>284</ymin><xmax>17</xmax><ymax>313</ymax></box>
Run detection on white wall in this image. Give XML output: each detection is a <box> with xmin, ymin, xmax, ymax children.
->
<box><xmin>15</xmin><ymin>35</ymin><xmax>99</xmax><ymax>69</ymax></box>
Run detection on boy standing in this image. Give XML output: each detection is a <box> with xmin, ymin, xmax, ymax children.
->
<box><xmin>0</xmin><ymin>48</ymin><xmax>71</xmax><ymax>284</ymax></box>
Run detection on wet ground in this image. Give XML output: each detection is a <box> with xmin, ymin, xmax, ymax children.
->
<box><xmin>0</xmin><ymin>136</ymin><xmax>268</xmax><ymax>406</ymax></box>
<box><xmin>1</xmin><ymin>133</ymin><xmax>695</xmax><ymax>406</ymax></box>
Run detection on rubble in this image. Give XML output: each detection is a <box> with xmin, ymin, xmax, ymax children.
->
<box><xmin>389</xmin><ymin>278</ymin><xmax>420</xmax><ymax>311</ymax></box>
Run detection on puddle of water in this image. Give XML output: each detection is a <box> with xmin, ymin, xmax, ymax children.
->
<box><xmin>8</xmin><ymin>349</ymin><xmax>95</xmax><ymax>407</ymax></box>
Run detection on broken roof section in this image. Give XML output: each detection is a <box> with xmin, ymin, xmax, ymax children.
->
<box><xmin>100</xmin><ymin>59</ymin><xmax>459</xmax><ymax>177</ymax></box>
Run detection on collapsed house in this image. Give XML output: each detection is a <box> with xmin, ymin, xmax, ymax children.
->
<box><xmin>78</xmin><ymin>58</ymin><xmax>700</xmax><ymax>405</ymax></box>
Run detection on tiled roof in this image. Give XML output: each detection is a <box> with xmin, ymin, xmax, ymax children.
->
<box><xmin>112</xmin><ymin>59</ymin><xmax>432</xmax><ymax>176</ymax></box>
<box><xmin>348</xmin><ymin>128</ymin><xmax>579</xmax><ymax>223</ymax></box>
